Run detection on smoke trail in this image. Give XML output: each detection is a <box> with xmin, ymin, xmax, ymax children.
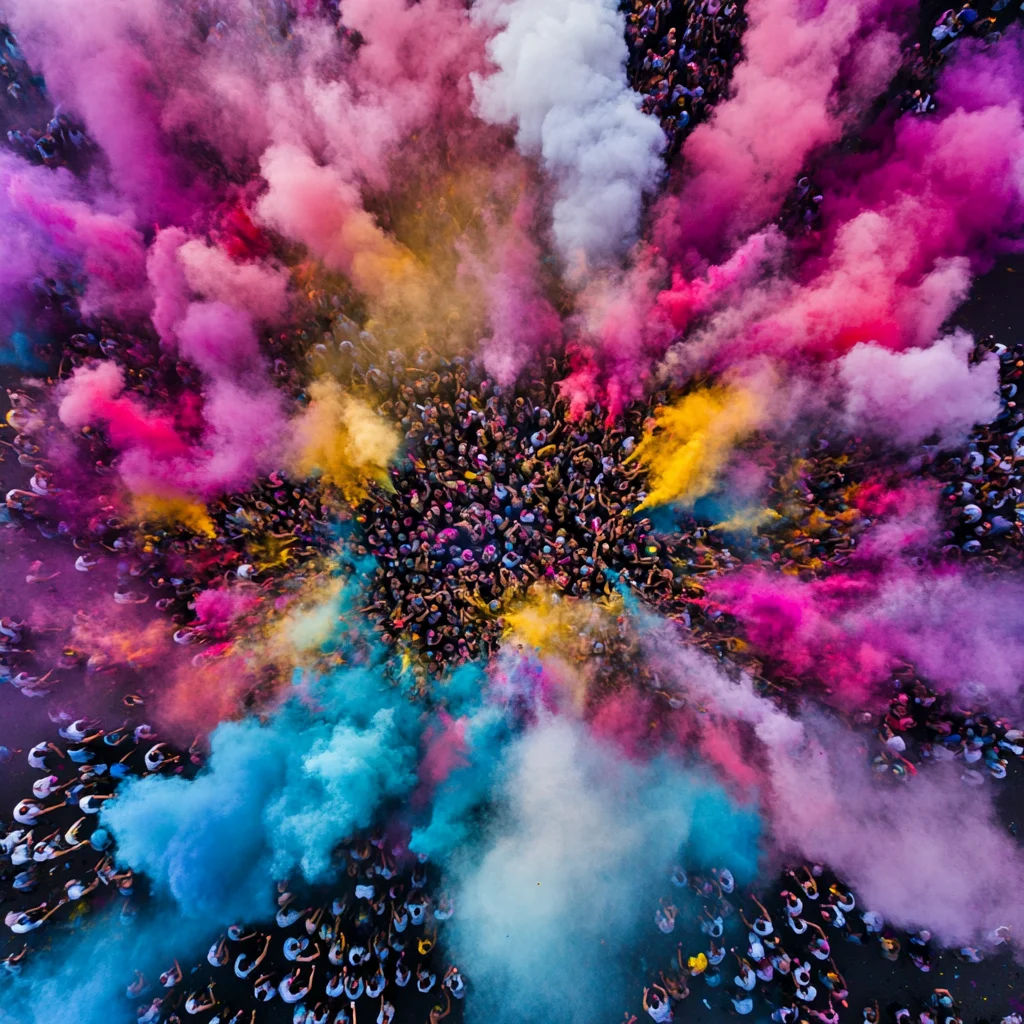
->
<box><xmin>640</xmin><ymin>621</ymin><xmax>1024</xmax><ymax>946</ymax></box>
<box><xmin>449</xmin><ymin>716</ymin><xmax>761</xmax><ymax>1024</ymax></box>
<box><xmin>631</xmin><ymin>385</ymin><xmax>763</xmax><ymax>509</ymax></box>
<box><xmin>654</xmin><ymin>0</ymin><xmax>913</xmax><ymax>258</ymax></box>
<box><xmin>473</xmin><ymin>0</ymin><xmax>665</xmax><ymax>270</ymax></box>
<box><xmin>103</xmin><ymin>654</ymin><xmax>424</xmax><ymax>923</ymax></box>
<box><xmin>708</xmin><ymin>559</ymin><xmax>1024</xmax><ymax>705</ymax></box>
<box><xmin>668</xmin><ymin>37</ymin><xmax>1024</xmax><ymax>373</ymax></box>
<box><xmin>767</xmin><ymin>713</ymin><xmax>1024</xmax><ymax>945</ymax></box>
<box><xmin>0</xmin><ymin>150</ymin><xmax>147</xmax><ymax>341</ymax></box>
<box><xmin>838</xmin><ymin>329</ymin><xmax>1000</xmax><ymax>446</ymax></box>
<box><xmin>4</xmin><ymin>0</ymin><xmax>202</xmax><ymax>220</ymax></box>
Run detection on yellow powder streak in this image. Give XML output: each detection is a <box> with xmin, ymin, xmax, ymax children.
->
<box><xmin>630</xmin><ymin>386</ymin><xmax>760</xmax><ymax>510</ymax></box>
<box><xmin>133</xmin><ymin>495</ymin><xmax>216</xmax><ymax>537</ymax></box>
<box><xmin>290</xmin><ymin>378</ymin><xmax>400</xmax><ymax>501</ymax></box>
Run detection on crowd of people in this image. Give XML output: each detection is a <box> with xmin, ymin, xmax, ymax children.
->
<box><xmin>0</xmin><ymin>713</ymin><xmax>465</xmax><ymax>1024</ymax></box>
<box><xmin>929</xmin><ymin>1</ymin><xmax>1007</xmax><ymax>51</ymax></box>
<box><xmin>625</xmin><ymin>0</ymin><xmax>747</xmax><ymax>154</ymax></box>
<box><xmin>637</xmin><ymin>860</ymin><xmax>1016</xmax><ymax>1024</ymax></box>
<box><xmin>934</xmin><ymin>338</ymin><xmax>1024</xmax><ymax>559</ymax></box>
<box><xmin>774</xmin><ymin>0</ymin><xmax>1019</xmax><ymax>251</ymax></box>
<box><xmin>2</xmin><ymin>339</ymin><xmax>338</xmax><ymax>702</ymax></box>
<box><xmin>0</xmin><ymin>3</ymin><xmax>1023</xmax><ymax>1023</ymax></box>
<box><xmin>1</xmin><ymin>300</ymin><xmax>743</xmax><ymax>686</ymax></box>
<box><xmin>0</xmin><ymin>22</ymin><xmax>91</xmax><ymax>174</ymax></box>
<box><xmin>0</xmin><ymin>717</ymin><xmax>195</xmax><ymax>963</ymax></box>
<box><xmin>0</xmin><ymin>0</ymin><xmax>1017</xmax><ymax>691</ymax></box>
<box><xmin>351</xmin><ymin>345</ymin><xmax>741</xmax><ymax>672</ymax></box>
<box><xmin>8</xmin><ymin>270</ymin><xmax>1024</xmax><ymax>717</ymax></box>
<box><xmin>133</xmin><ymin>850</ymin><xmax>462</xmax><ymax>1024</ymax></box>
<box><xmin>873</xmin><ymin>674</ymin><xmax>1024</xmax><ymax>783</ymax></box>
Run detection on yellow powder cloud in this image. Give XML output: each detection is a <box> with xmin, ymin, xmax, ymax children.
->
<box><xmin>712</xmin><ymin>507</ymin><xmax>781</xmax><ymax>533</ymax></box>
<box><xmin>290</xmin><ymin>378</ymin><xmax>400</xmax><ymax>501</ymax></box>
<box><xmin>133</xmin><ymin>494</ymin><xmax>216</xmax><ymax>537</ymax></box>
<box><xmin>631</xmin><ymin>386</ymin><xmax>761</xmax><ymax>510</ymax></box>
<box><xmin>503</xmin><ymin>585</ymin><xmax>622</xmax><ymax>656</ymax></box>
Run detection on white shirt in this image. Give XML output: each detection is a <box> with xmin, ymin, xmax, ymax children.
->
<box><xmin>9</xmin><ymin>914</ymin><xmax>42</xmax><ymax>934</ymax></box>
<box><xmin>648</xmin><ymin>1000</ymin><xmax>673</xmax><ymax>1022</ymax></box>
<box><xmin>278</xmin><ymin>976</ymin><xmax>309</xmax><ymax>1004</ymax></box>
<box><xmin>862</xmin><ymin>910</ymin><xmax>884</xmax><ymax>932</ymax></box>
<box><xmin>0</xmin><ymin>829</ymin><xmax>25</xmax><ymax>855</ymax></box>
<box><xmin>13</xmin><ymin>801</ymin><xmax>40</xmax><ymax>825</ymax></box>
<box><xmin>234</xmin><ymin>954</ymin><xmax>258</xmax><ymax>979</ymax></box>
<box><xmin>28</xmin><ymin>744</ymin><xmax>50</xmax><ymax>769</ymax></box>
<box><xmin>32</xmin><ymin>776</ymin><xmax>60</xmax><ymax>798</ymax></box>
<box><xmin>63</xmin><ymin>720</ymin><xmax>92</xmax><ymax>741</ymax></box>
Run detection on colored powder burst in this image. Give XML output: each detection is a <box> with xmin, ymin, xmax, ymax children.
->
<box><xmin>289</xmin><ymin>378</ymin><xmax>401</xmax><ymax>501</ymax></box>
<box><xmin>631</xmin><ymin>386</ymin><xmax>762</xmax><ymax>510</ymax></box>
<box><xmin>133</xmin><ymin>494</ymin><xmax>216</xmax><ymax>538</ymax></box>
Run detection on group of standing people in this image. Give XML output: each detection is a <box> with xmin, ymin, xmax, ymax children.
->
<box><xmin>131</xmin><ymin>843</ymin><xmax>463</xmax><ymax>1024</ymax></box>
<box><xmin>639</xmin><ymin>862</ymin><xmax>1013</xmax><ymax>1024</ymax></box>
<box><xmin>1</xmin><ymin>717</ymin><xmax>192</xmax><ymax>964</ymax></box>
<box><xmin>625</xmin><ymin>0</ymin><xmax>747</xmax><ymax>154</ymax></box>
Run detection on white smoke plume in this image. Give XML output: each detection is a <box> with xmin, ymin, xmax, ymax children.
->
<box><xmin>472</xmin><ymin>0</ymin><xmax>665</xmax><ymax>271</ymax></box>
